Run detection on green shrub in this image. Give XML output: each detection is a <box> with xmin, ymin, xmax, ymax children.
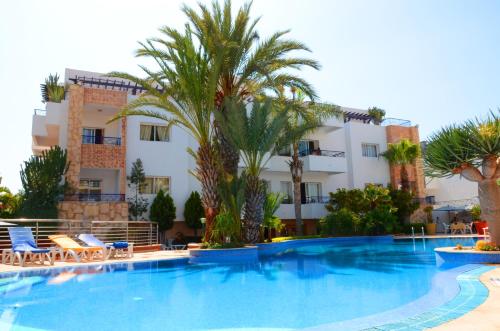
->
<box><xmin>210</xmin><ymin>211</ymin><xmax>242</xmax><ymax>246</ymax></box>
<box><xmin>320</xmin><ymin>208</ymin><xmax>360</xmax><ymax>236</ymax></box>
<box><xmin>359</xmin><ymin>205</ymin><xmax>397</xmax><ymax>235</ymax></box>
<box><xmin>150</xmin><ymin>189</ymin><xmax>176</xmax><ymax>232</ymax></box>
<box><xmin>271</xmin><ymin>235</ymin><xmax>321</xmax><ymax>243</ymax></box>
<box><xmin>389</xmin><ymin>187</ymin><xmax>419</xmax><ymax>225</ymax></box>
<box><xmin>326</xmin><ymin>188</ymin><xmax>366</xmax><ymax>213</ymax></box>
<box><xmin>184</xmin><ymin>191</ymin><xmax>204</xmax><ymax>236</ymax></box>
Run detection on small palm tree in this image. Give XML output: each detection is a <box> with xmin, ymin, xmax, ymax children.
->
<box><xmin>183</xmin><ymin>0</ymin><xmax>320</xmax><ymax>177</ymax></box>
<box><xmin>279</xmin><ymin>88</ymin><xmax>341</xmax><ymax>235</ymax></box>
<box><xmin>425</xmin><ymin>111</ymin><xmax>499</xmax><ymax>243</ymax></box>
<box><xmin>108</xmin><ymin>25</ymin><xmax>222</xmax><ymax>242</ymax></box>
<box><xmin>382</xmin><ymin>139</ymin><xmax>421</xmax><ymax>192</ymax></box>
<box><xmin>218</xmin><ymin>98</ymin><xmax>288</xmax><ymax>243</ymax></box>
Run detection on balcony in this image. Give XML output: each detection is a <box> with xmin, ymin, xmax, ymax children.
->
<box><xmin>63</xmin><ymin>193</ymin><xmax>125</xmax><ymax>202</ymax></box>
<box><xmin>82</xmin><ymin>135</ymin><xmax>121</xmax><ymax>146</ymax></box>
<box><xmin>301</xmin><ymin>149</ymin><xmax>347</xmax><ymax>173</ymax></box>
<box><xmin>281</xmin><ymin>195</ymin><xmax>330</xmax><ymax>204</ymax></box>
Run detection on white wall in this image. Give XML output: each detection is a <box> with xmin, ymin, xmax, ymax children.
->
<box><xmin>344</xmin><ymin>122</ymin><xmax>391</xmax><ymax>189</ymax></box>
<box><xmin>125</xmin><ymin>96</ymin><xmax>199</xmax><ymax>221</ymax></box>
<box><xmin>425</xmin><ymin>175</ymin><xmax>478</xmax><ymax>203</ymax></box>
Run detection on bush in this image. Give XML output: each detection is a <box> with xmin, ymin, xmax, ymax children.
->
<box><xmin>389</xmin><ymin>187</ymin><xmax>419</xmax><ymax>225</ymax></box>
<box><xmin>184</xmin><ymin>191</ymin><xmax>204</xmax><ymax>236</ymax></box>
<box><xmin>320</xmin><ymin>208</ymin><xmax>360</xmax><ymax>236</ymax></box>
<box><xmin>359</xmin><ymin>206</ymin><xmax>397</xmax><ymax>235</ymax></box>
<box><xmin>210</xmin><ymin>211</ymin><xmax>242</xmax><ymax>246</ymax></box>
<box><xmin>326</xmin><ymin>189</ymin><xmax>366</xmax><ymax>213</ymax></box>
<box><xmin>150</xmin><ymin>189</ymin><xmax>176</xmax><ymax>232</ymax></box>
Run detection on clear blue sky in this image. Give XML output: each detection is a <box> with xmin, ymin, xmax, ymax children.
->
<box><xmin>1</xmin><ymin>0</ymin><xmax>499</xmax><ymax>192</ymax></box>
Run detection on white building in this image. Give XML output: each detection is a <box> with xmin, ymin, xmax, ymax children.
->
<box><xmin>32</xmin><ymin>69</ymin><xmax>426</xmax><ymax>235</ymax></box>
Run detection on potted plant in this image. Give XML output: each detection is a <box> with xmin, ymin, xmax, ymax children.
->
<box><xmin>471</xmin><ymin>205</ymin><xmax>487</xmax><ymax>235</ymax></box>
<box><xmin>368</xmin><ymin>107</ymin><xmax>386</xmax><ymax>125</ymax></box>
<box><xmin>423</xmin><ymin>205</ymin><xmax>436</xmax><ymax>235</ymax></box>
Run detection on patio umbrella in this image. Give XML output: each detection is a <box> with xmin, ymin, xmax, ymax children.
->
<box><xmin>434</xmin><ymin>205</ymin><xmax>467</xmax><ymax>223</ymax></box>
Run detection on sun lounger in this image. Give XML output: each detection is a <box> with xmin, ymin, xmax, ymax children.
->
<box><xmin>49</xmin><ymin>234</ymin><xmax>104</xmax><ymax>262</ymax></box>
<box><xmin>7</xmin><ymin>227</ymin><xmax>54</xmax><ymax>267</ymax></box>
<box><xmin>78</xmin><ymin>234</ymin><xmax>133</xmax><ymax>259</ymax></box>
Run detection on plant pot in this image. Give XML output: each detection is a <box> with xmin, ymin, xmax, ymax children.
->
<box><xmin>425</xmin><ymin>223</ymin><xmax>436</xmax><ymax>235</ymax></box>
<box><xmin>473</xmin><ymin>221</ymin><xmax>488</xmax><ymax>235</ymax></box>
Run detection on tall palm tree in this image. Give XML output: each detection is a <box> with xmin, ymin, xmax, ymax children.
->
<box><xmin>382</xmin><ymin>139</ymin><xmax>421</xmax><ymax>192</ymax></box>
<box><xmin>425</xmin><ymin>112</ymin><xmax>499</xmax><ymax>243</ymax></box>
<box><xmin>183</xmin><ymin>0</ymin><xmax>320</xmax><ymax>177</ymax></box>
<box><xmin>279</xmin><ymin>89</ymin><xmax>341</xmax><ymax>235</ymax></box>
<box><xmin>108</xmin><ymin>26</ymin><xmax>222</xmax><ymax>241</ymax></box>
<box><xmin>218</xmin><ymin>98</ymin><xmax>288</xmax><ymax>243</ymax></box>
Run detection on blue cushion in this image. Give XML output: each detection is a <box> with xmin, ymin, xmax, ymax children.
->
<box><xmin>112</xmin><ymin>242</ymin><xmax>128</xmax><ymax>249</ymax></box>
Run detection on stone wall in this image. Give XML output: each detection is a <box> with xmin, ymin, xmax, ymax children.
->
<box><xmin>81</xmin><ymin>144</ymin><xmax>125</xmax><ymax>169</ymax></box>
<box><xmin>58</xmin><ymin>201</ymin><xmax>129</xmax><ymax>222</ymax></box>
<box><xmin>385</xmin><ymin>125</ymin><xmax>426</xmax><ymax>199</ymax></box>
<box><xmin>83</xmin><ymin>87</ymin><xmax>127</xmax><ymax>108</ymax></box>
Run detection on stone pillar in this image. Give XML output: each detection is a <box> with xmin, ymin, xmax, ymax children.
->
<box><xmin>385</xmin><ymin>125</ymin><xmax>426</xmax><ymax>199</ymax></box>
<box><xmin>66</xmin><ymin>85</ymin><xmax>84</xmax><ymax>192</ymax></box>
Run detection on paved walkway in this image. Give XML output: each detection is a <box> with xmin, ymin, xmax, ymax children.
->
<box><xmin>0</xmin><ymin>250</ymin><xmax>189</xmax><ymax>273</ymax></box>
<box><xmin>430</xmin><ymin>267</ymin><xmax>500</xmax><ymax>331</ymax></box>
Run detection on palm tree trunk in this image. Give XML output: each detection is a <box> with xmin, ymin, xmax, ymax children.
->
<box><xmin>478</xmin><ymin>178</ymin><xmax>500</xmax><ymax>244</ymax></box>
<box><xmin>243</xmin><ymin>175</ymin><xmax>265</xmax><ymax>243</ymax></box>
<box><xmin>400</xmin><ymin>164</ymin><xmax>410</xmax><ymax>191</ymax></box>
<box><xmin>290</xmin><ymin>143</ymin><xmax>304</xmax><ymax>236</ymax></box>
<box><xmin>214</xmin><ymin>118</ymin><xmax>240</xmax><ymax>177</ymax></box>
<box><xmin>196</xmin><ymin>143</ymin><xmax>220</xmax><ymax>242</ymax></box>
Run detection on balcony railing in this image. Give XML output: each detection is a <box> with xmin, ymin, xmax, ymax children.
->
<box><xmin>279</xmin><ymin>196</ymin><xmax>330</xmax><ymax>204</ymax></box>
<box><xmin>34</xmin><ymin>109</ymin><xmax>47</xmax><ymax>116</ymax></box>
<box><xmin>82</xmin><ymin>135</ymin><xmax>121</xmax><ymax>146</ymax></box>
<box><xmin>381</xmin><ymin>118</ymin><xmax>412</xmax><ymax>127</ymax></box>
<box><xmin>299</xmin><ymin>149</ymin><xmax>345</xmax><ymax>157</ymax></box>
<box><xmin>63</xmin><ymin>194</ymin><xmax>125</xmax><ymax>202</ymax></box>
<box><xmin>304</xmin><ymin>196</ymin><xmax>330</xmax><ymax>204</ymax></box>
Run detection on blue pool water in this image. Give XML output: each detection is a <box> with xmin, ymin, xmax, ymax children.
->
<box><xmin>0</xmin><ymin>237</ymin><xmax>478</xmax><ymax>331</ymax></box>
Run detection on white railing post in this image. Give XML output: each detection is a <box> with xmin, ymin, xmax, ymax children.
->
<box><xmin>149</xmin><ymin>223</ymin><xmax>153</xmax><ymax>245</ymax></box>
<box><xmin>35</xmin><ymin>221</ymin><xmax>39</xmax><ymax>245</ymax></box>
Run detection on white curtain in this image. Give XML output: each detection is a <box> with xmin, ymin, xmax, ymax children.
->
<box><xmin>156</xmin><ymin>126</ymin><xmax>169</xmax><ymax>141</ymax></box>
<box><xmin>140</xmin><ymin>125</ymin><xmax>152</xmax><ymax>141</ymax></box>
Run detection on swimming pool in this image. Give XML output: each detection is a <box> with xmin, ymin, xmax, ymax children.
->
<box><xmin>0</xmin><ymin>237</ymin><xmax>481</xmax><ymax>331</ymax></box>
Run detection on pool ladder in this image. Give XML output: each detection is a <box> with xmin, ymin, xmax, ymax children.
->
<box><xmin>411</xmin><ymin>226</ymin><xmax>426</xmax><ymax>251</ymax></box>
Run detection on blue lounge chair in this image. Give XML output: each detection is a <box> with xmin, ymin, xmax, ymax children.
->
<box><xmin>78</xmin><ymin>234</ymin><xmax>133</xmax><ymax>259</ymax></box>
<box><xmin>7</xmin><ymin>227</ymin><xmax>54</xmax><ymax>267</ymax></box>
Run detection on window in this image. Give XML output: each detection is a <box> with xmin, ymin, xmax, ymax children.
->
<box><xmin>278</xmin><ymin>144</ymin><xmax>291</xmax><ymax>156</ymax></box>
<box><xmin>79</xmin><ymin>179</ymin><xmax>101</xmax><ymax>197</ymax></box>
<box><xmin>262</xmin><ymin>180</ymin><xmax>271</xmax><ymax>193</ymax></box>
<box><xmin>362</xmin><ymin>143</ymin><xmax>378</xmax><ymax>157</ymax></box>
<box><xmin>82</xmin><ymin>128</ymin><xmax>104</xmax><ymax>144</ymax></box>
<box><xmin>280</xmin><ymin>181</ymin><xmax>293</xmax><ymax>203</ymax></box>
<box><xmin>305</xmin><ymin>182</ymin><xmax>322</xmax><ymax>202</ymax></box>
<box><xmin>140</xmin><ymin>177</ymin><xmax>170</xmax><ymax>194</ymax></box>
<box><xmin>140</xmin><ymin>124</ymin><xmax>169</xmax><ymax>142</ymax></box>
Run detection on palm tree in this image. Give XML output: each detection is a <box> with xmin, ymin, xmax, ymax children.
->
<box><xmin>279</xmin><ymin>88</ymin><xmax>341</xmax><ymax>236</ymax></box>
<box><xmin>382</xmin><ymin>139</ymin><xmax>421</xmax><ymax>192</ymax></box>
<box><xmin>425</xmin><ymin>112</ymin><xmax>499</xmax><ymax>243</ymax></box>
<box><xmin>108</xmin><ymin>25</ymin><xmax>222</xmax><ymax>242</ymax></box>
<box><xmin>183</xmin><ymin>0</ymin><xmax>320</xmax><ymax>177</ymax></box>
<box><xmin>218</xmin><ymin>98</ymin><xmax>288</xmax><ymax>243</ymax></box>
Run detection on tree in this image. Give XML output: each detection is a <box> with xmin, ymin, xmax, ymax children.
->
<box><xmin>0</xmin><ymin>187</ymin><xmax>21</xmax><ymax>218</ymax></box>
<box><xmin>20</xmin><ymin>146</ymin><xmax>69</xmax><ymax>218</ymax></box>
<box><xmin>150</xmin><ymin>189</ymin><xmax>176</xmax><ymax>243</ymax></box>
<box><xmin>127</xmin><ymin>158</ymin><xmax>149</xmax><ymax>221</ymax></box>
<box><xmin>389</xmin><ymin>187</ymin><xmax>419</xmax><ymax>226</ymax></box>
<box><xmin>184</xmin><ymin>191</ymin><xmax>205</xmax><ymax>237</ymax></box>
<box><xmin>262</xmin><ymin>192</ymin><xmax>284</xmax><ymax>241</ymax></box>
<box><xmin>425</xmin><ymin>112</ymin><xmax>500</xmax><ymax>243</ymax></box>
<box><xmin>41</xmin><ymin>73</ymin><xmax>65</xmax><ymax>103</ymax></box>
<box><xmin>382</xmin><ymin>138</ymin><xmax>421</xmax><ymax>192</ymax></box>
<box><xmin>183</xmin><ymin>0</ymin><xmax>320</xmax><ymax>178</ymax></box>
<box><xmin>279</xmin><ymin>88</ymin><xmax>341</xmax><ymax>235</ymax></box>
<box><xmin>217</xmin><ymin>99</ymin><xmax>288</xmax><ymax>243</ymax></box>
<box><xmin>108</xmin><ymin>22</ymin><xmax>221</xmax><ymax>242</ymax></box>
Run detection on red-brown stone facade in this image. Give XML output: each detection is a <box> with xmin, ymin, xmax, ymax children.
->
<box><xmin>61</xmin><ymin>85</ymin><xmax>129</xmax><ymax>221</ymax></box>
<box><xmin>385</xmin><ymin>125</ymin><xmax>426</xmax><ymax>199</ymax></box>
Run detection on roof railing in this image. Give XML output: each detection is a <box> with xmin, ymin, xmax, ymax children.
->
<box><xmin>34</xmin><ymin>109</ymin><xmax>47</xmax><ymax>116</ymax></box>
<box><xmin>381</xmin><ymin>117</ymin><xmax>412</xmax><ymax>127</ymax></box>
